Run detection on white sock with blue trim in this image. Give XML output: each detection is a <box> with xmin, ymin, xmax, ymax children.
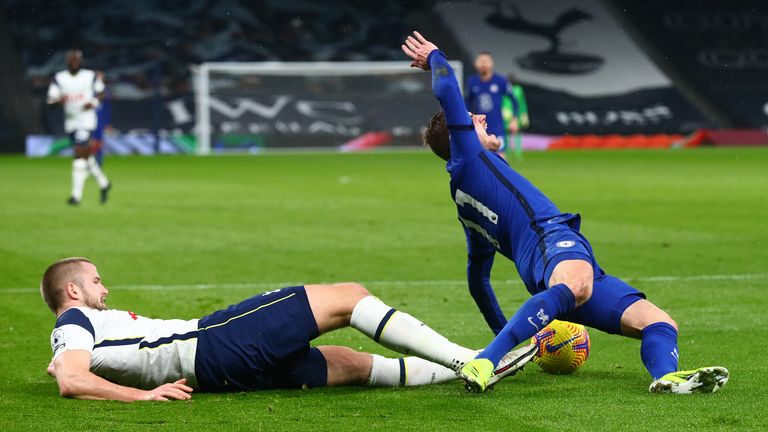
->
<box><xmin>351</xmin><ymin>296</ymin><xmax>476</xmax><ymax>371</ymax></box>
<box><xmin>368</xmin><ymin>354</ymin><xmax>458</xmax><ymax>386</ymax></box>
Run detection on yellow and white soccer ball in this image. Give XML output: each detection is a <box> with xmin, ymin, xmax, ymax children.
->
<box><xmin>530</xmin><ymin>320</ymin><xmax>590</xmax><ymax>374</ymax></box>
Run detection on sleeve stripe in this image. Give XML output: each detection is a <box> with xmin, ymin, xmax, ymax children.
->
<box><xmin>55</xmin><ymin>308</ymin><xmax>95</xmax><ymax>339</ymax></box>
<box><xmin>94</xmin><ymin>337</ymin><xmax>143</xmax><ymax>348</ymax></box>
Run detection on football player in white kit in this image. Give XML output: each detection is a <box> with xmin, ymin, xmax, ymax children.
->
<box><xmin>42</xmin><ymin>257</ymin><xmax>535</xmax><ymax>401</ymax></box>
<box><xmin>47</xmin><ymin>50</ymin><xmax>111</xmax><ymax>206</ymax></box>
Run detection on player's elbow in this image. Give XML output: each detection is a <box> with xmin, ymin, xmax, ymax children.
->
<box><xmin>433</xmin><ymin>81</ymin><xmax>455</xmax><ymax>102</ymax></box>
<box><xmin>57</xmin><ymin>380</ymin><xmax>76</xmax><ymax>398</ymax></box>
<box><xmin>56</xmin><ymin>374</ymin><xmax>85</xmax><ymax>399</ymax></box>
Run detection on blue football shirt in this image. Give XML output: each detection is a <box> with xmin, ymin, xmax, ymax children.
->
<box><xmin>465</xmin><ymin>73</ymin><xmax>510</xmax><ymax>138</ymax></box>
<box><xmin>429</xmin><ymin>50</ymin><xmax>577</xmax><ymax>291</ymax></box>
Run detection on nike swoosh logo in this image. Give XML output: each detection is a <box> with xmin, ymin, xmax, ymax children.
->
<box><xmin>527</xmin><ymin>317</ymin><xmax>540</xmax><ymax>331</ymax></box>
<box><xmin>545</xmin><ymin>335</ymin><xmax>579</xmax><ymax>353</ymax></box>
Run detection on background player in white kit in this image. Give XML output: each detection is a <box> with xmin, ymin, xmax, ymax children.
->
<box><xmin>47</xmin><ymin>50</ymin><xmax>111</xmax><ymax>206</ymax></box>
<box><xmin>42</xmin><ymin>257</ymin><xmax>534</xmax><ymax>401</ymax></box>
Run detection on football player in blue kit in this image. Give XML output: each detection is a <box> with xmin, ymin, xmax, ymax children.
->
<box><xmin>401</xmin><ymin>31</ymin><xmax>729</xmax><ymax>394</ymax></box>
<box><xmin>465</xmin><ymin>51</ymin><xmax>517</xmax><ymax>157</ymax></box>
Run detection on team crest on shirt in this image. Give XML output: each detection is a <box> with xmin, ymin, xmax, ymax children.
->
<box><xmin>52</xmin><ymin>329</ymin><xmax>65</xmax><ymax>354</ymax></box>
<box><xmin>490</xmin><ymin>84</ymin><xmax>499</xmax><ymax>93</ymax></box>
<box><xmin>556</xmin><ymin>240</ymin><xmax>576</xmax><ymax>248</ymax></box>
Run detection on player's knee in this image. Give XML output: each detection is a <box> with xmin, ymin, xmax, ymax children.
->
<box><xmin>650</xmin><ymin>312</ymin><xmax>677</xmax><ymax>332</ymax></box>
<box><xmin>568</xmin><ymin>279</ymin><xmax>593</xmax><ymax>306</ymax></box>
<box><xmin>337</xmin><ymin>282</ymin><xmax>370</xmax><ymax>302</ymax></box>
<box><xmin>550</xmin><ymin>260</ymin><xmax>593</xmax><ymax>306</ymax></box>
<box><xmin>558</xmin><ymin>273</ymin><xmax>593</xmax><ymax>305</ymax></box>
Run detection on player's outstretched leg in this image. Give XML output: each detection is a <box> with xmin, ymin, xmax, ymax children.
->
<box><xmin>305</xmin><ymin>283</ymin><xmax>477</xmax><ymax>371</ymax></box>
<box><xmin>460</xmin><ymin>259</ymin><xmax>590</xmax><ymax>392</ymax></box>
<box><xmin>620</xmin><ymin>296</ymin><xmax>729</xmax><ymax>394</ymax></box>
<box><xmin>304</xmin><ymin>283</ymin><xmax>535</xmax><ymax>388</ymax></box>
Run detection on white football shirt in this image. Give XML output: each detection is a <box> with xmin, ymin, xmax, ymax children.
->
<box><xmin>51</xmin><ymin>307</ymin><xmax>200</xmax><ymax>389</ymax></box>
<box><xmin>46</xmin><ymin>69</ymin><xmax>105</xmax><ymax>133</ymax></box>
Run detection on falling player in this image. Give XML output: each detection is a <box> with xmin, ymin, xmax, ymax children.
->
<box><xmin>42</xmin><ymin>258</ymin><xmax>533</xmax><ymax>401</ymax></box>
<box><xmin>47</xmin><ymin>50</ymin><xmax>111</xmax><ymax>206</ymax></box>
<box><xmin>401</xmin><ymin>31</ymin><xmax>729</xmax><ymax>394</ymax></box>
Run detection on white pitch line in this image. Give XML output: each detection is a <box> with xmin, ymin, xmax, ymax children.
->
<box><xmin>2</xmin><ymin>273</ymin><xmax>767</xmax><ymax>294</ymax></box>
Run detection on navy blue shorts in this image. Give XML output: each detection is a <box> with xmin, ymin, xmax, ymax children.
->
<box><xmin>194</xmin><ymin>286</ymin><xmax>328</xmax><ymax>392</ymax></box>
<box><xmin>68</xmin><ymin>130</ymin><xmax>93</xmax><ymax>147</ymax></box>
<box><xmin>532</xmin><ymin>226</ymin><xmax>645</xmax><ymax>335</ymax></box>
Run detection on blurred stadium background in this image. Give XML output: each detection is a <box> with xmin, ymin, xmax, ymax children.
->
<box><xmin>1</xmin><ymin>0</ymin><xmax>767</xmax><ymax>155</ymax></box>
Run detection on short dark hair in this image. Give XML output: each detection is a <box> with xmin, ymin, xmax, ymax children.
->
<box><xmin>476</xmin><ymin>51</ymin><xmax>493</xmax><ymax>58</ymax></box>
<box><xmin>423</xmin><ymin>111</ymin><xmax>451</xmax><ymax>161</ymax></box>
<box><xmin>40</xmin><ymin>257</ymin><xmax>92</xmax><ymax>313</ymax></box>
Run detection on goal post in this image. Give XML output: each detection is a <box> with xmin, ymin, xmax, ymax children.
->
<box><xmin>194</xmin><ymin>61</ymin><xmax>463</xmax><ymax>155</ymax></box>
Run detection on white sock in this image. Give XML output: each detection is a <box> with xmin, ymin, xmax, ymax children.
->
<box><xmin>350</xmin><ymin>296</ymin><xmax>476</xmax><ymax>371</ymax></box>
<box><xmin>71</xmin><ymin>158</ymin><xmax>88</xmax><ymax>200</ymax></box>
<box><xmin>86</xmin><ymin>156</ymin><xmax>109</xmax><ymax>189</ymax></box>
<box><xmin>368</xmin><ymin>354</ymin><xmax>458</xmax><ymax>386</ymax></box>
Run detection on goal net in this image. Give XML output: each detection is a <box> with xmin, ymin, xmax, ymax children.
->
<box><xmin>194</xmin><ymin>61</ymin><xmax>463</xmax><ymax>154</ymax></box>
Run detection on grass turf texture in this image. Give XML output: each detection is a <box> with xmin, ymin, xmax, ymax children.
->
<box><xmin>0</xmin><ymin>149</ymin><xmax>766</xmax><ymax>431</ymax></box>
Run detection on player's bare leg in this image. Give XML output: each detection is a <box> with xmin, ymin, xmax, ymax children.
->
<box><xmin>461</xmin><ymin>259</ymin><xmax>590</xmax><ymax>392</ymax></box>
<box><xmin>305</xmin><ymin>283</ymin><xmax>534</xmax><ymax>387</ymax></box>
<box><xmin>619</xmin><ymin>299</ymin><xmax>676</xmax><ymax>338</ymax></box>
<box><xmin>304</xmin><ymin>283</ymin><xmax>476</xmax><ymax>371</ymax></box>
<box><xmin>547</xmin><ymin>259</ymin><xmax>594</xmax><ymax>307</ymax></box>
<box><xmin>317</xmin><ymin>345</ymin><xmax>459</xmax><ymax>387</ymax></box>
<box><xmin>317</xmin><ymin>346</ymin><xmax>372</xmax><ymax>386</ymax></box>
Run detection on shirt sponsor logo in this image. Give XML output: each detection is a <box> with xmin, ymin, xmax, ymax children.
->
<box><xmin>556</xmin><ymin>240</ymin><xmax>576</xmax><ymax>248</ymax></box>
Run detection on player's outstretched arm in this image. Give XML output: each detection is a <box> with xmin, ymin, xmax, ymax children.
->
<box><xmin>53</xmin><ymin>350</ymin><xmax>193</xmax><ymax>402</ymax></box>
<box><xmin>402</xmin><ymin>31</ymin><xmax>471</xmax><ymax>128</ymax></box>
<box><xmin>465</xmin><ymin>231</ymin><xmax>506</xmax><ymax>335</ymax></box>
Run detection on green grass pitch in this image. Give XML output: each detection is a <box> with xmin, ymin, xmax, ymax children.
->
<box><xmin>0</xmin><ymin>148</ymin><xmax>766</xmax><ymax>431</ymax></box>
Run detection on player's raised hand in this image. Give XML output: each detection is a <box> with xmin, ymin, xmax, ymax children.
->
<box><xmin>141</xmin><ymin>378</ymin><xmax>193</xmax><ymax>401</ymax></box>
<box><xmin>401</xmin><ymin>31</ymin><xmax>439</xmax><ymax>71</ymax></box>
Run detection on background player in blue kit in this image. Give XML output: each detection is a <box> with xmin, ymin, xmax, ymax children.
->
<box><xmin>401</xmin><ymin>31</ymin><xmax>729</xmax><ymax>394</ymax></box>
<box><xmin>465</xmin><ymin>52</ymin><xmax>517</xmax><ymax>158</ymax></box>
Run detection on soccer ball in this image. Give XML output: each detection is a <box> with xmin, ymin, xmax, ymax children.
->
<box><xmin>530</xmin><ymin>320</ymin><xmax>590</xmax><ymax>374</ymax></box>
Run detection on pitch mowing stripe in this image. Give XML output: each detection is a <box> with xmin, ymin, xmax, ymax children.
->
<box><xmin>2</xmin><ymin>273</ymin><xmax>767</xmax><ymax>294</ymax></box>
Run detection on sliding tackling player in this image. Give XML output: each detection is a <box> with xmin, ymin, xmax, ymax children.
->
<box><xmin>42</xmin><ymin>258</ymin><xmax>533</xmax><ymax>401</ymax></box>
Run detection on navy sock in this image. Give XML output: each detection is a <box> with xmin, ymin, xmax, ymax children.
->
<box><xmin>478</xmin><ymin>284</ymin><xmax>576</xmax><ymax>366</ymax></box>
<box><xmin>641</xmin><ymin>322</ymin><xmax>679</xmax><ymax>380</ymax></box>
